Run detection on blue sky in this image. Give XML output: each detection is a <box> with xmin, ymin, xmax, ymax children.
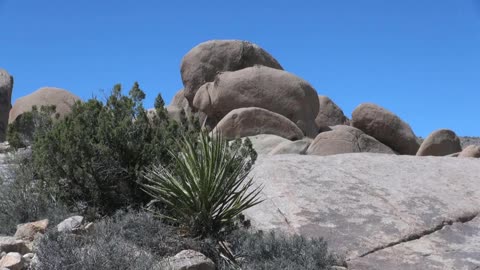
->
<box><xmin>1</xmin><ymin>0</ymin><xmax>479</xmax><ymax>136</ymax></box>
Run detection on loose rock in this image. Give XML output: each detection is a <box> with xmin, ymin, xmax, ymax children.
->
<box><xmin>315</xmin><ymin>95</ymin><xmax>348</xmax><ymax>130</ymax></box>
<box><xmin>458</xmin><ymin>145</ymin><xmax>480</xmax><ymax>158</ymax></box>
<box><xmin>57</xmin><ymin>216</ymin><xmax>84</xmax><ymax>233</ymax></box>
<box><xmin>14</xmin><ymin>219</ymin><xmax>49</xmax><ymax>241</ymax></box>
<box><xmin>0</xmin><ymin>237</ymin><xmax>30</xmax><ymax>255</ymax></box>
<box><xmin>0</xmin><ymin>252</ymin><xmax>22</xmax><ymax>270</ymax></box>
<box><xmin>160</xmin><ymin>249</ymin><xmax>215</xmax><ymax>270</ymax></box>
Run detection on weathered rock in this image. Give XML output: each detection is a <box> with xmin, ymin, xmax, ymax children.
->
<box><xmin>57</xmin><ymin>216</ymin><xmax>84</xmax><ymax>233</ymax></box>
<box><xmin>306</xmin><ymin>125</ymin><xmax>395</xmax><ymax>156</ymax></box>
<box><xmin>245</xmin><ymin>154</ymin><xmax>480</xmax><ymax>269</ymax></box>
<box><xmin>0</xmin><ymin>237</ymin><xmax>30</xmax><ymax>254</ymax></box>
<box><xmin>416</xmin><ymin>129</ymin><xmax>462</xmax><ymax>156</ymax></box>
<box><xmin>181</xmin><ymin>40</ymin><xmax>283</xmax><ymax>106</ymax></box>
<box><xmin>0</xmin><ymin>69</ymin><xmax>13</xmax><ymax>142</ymax></box>
<box><xmin>14</xmin><ymin>219</ymin><xmax>49</xmax><ymax>241</ymax></box>
<box><xmin>458</xmin><ymin>145</ymin><xmax>480</xmax><ymax>158</ymax></box>
<box><xmin>170</xmin><ymin>88</ymin><xmax>189</xmax><ymax>108</ymax></box>
<box><xmin>351</xmin><ymin>103</ymin><xmax>419</xmax><ymax>155</ymax></box>
<box><xmin>193</xmin><ymin>65</ymin><xmax>319</xmax><ymax>137</ymax></box>
<box><xmin>269</xmin><ymin>138</ymin><xmax>312</xmax><ymax>155</ymax></box>
<box><xmin>9</xmin><ymin>87</ymin><xmax>80</xmax><ymax>124</ymax></box>
<box><xmin>0</xmin><ymin>252</ymin><xmax>22</xmax><ymax>270</ymax></box>
<box><xmin>212</xmin><ymin>107</ymin><xmax>304</xmax><ymax>140</ymax></box>
<box><xmin>160</xmin><ymin>250</ymin><xmax>215</xmax><ymax>270</ymax></box>
<box><xmin>245</xmin><ymin>134</ymin><xmax>291</xmax><ymax>155</ymax></box>
<box><xmin>315</xmin><ymin>95</ymin><xmax>348</xmax><ymax>130</ymax></box>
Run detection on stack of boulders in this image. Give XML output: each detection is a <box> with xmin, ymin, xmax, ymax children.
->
<box><xmin>167</xmin><ymin>40</ymin><xmax>479</xmax><ymax>159</ymax></box>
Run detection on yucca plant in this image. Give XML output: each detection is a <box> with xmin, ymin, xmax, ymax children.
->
<box><xmin>142</xmin><ymin>132</ymin><xmax>263</xmax><ymax>237</ymax></box>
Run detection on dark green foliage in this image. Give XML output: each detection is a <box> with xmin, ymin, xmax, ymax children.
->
<box><xmin>6</xmin><ymin>105</ymin><xmax>57</xmax><ymax>149</ymax></box>
<box><xmin>0</xmin><ymin>150</ymin><xmax>70</xmax><ymax>235</ymax></box>
<box><xmin>222</xmin><ymin>230</ymin><xmax>339</xmax><ymax>270</ymax></box>
<box><xmin>32</xmin><ymin>83</ymin><xmax>200</xmax><ymax>215</ymax></box>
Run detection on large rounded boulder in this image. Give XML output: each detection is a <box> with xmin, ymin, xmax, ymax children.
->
<box><xmin>351</xmin><ymin>103</ymin><xmax>419</xmax><ymax>155</ymax></box>
<box><xmin>306</xmin><ymin>125</ymin><xmax>395</xmax><ymax>156</ymax></box>
<box><xmin>9</xmin><ymin>87</ymin><xmax>80</xmax><ymax>124</ymax></box>
<box><xmin>315</xmin><ymin>95</ymin><xmax>348</xmax><ymax>130</ymax></box>
<box><xmin>193</xmin><ymin>65</ymin><xmax>319</xmax><ymax>138</ymax></box>
<box><xmin>416</xmin><ymin>129</ymin><xmax>462</xmax><ymax>156</ymax></box>
<box><xmin>211</xmin><ymin>107</ymin><xmax>304</xmax><ymax>140</ymax></box>
<box><xmin>0</xmin><ymin>69</ymin><xmax>13</xmax><ymax>142</ymax></box>
<box><xmin>181</xmin><ymin>40</ymin><xmax>283</xmax><ymax>106</ymax></box>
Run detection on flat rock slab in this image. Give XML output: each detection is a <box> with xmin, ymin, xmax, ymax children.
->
<box><xmin>244</xmin><ymin>153</ymin><xmax>480</xmax><ymax>269</ymax></box>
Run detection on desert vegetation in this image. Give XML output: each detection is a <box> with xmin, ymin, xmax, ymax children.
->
<box><xmin>0</xmin><ymin>82</ymin><xmax>337</xmax><ymax>269</ymax></box>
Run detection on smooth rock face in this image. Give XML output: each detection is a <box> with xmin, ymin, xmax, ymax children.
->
<box><xmin>0</xmin><ymin>69</ymin><xmax>13</xmax><ymax>142</ymax></box>
<box><xmin>315</xmin><ymin>95</ymin><xmax>348</xmax><ymax>129</ymax></box>
<box><xmin>193</xmin><ymin>66</ymin><xmax>319</xmax><ymax>137</ymax></box>
<box><xmin>9</xmin><ymin>87</ymin><xmax>80</xmax><ymax>124</ymax></box>
<box><xmin>181</xmin><ymin>40</ymin><xmax>283</xmax><ymax>106</ymax></box>
<box><xmin>416</xmin><ymin>129</ymin><xmax>462</xmax><ymax>156</ymax></box>
<box><xmin>351</xmin><ymin>103</ymin><xmax>419</xmax><ymax>155</ymax></box>
<box><xmin>245</xmin><ymin>154</ymin><xmax>480</xmax><ymax>269</ymax></box>
<box><xmin>458</xmin><ymin>145</ymin><xmax>480</xmax><ymax>158</ymax></box>
<box><xmin>57</xmin><ymin>216</ymin><xmax>84</xmax><ymax>233</ymax></box>
<box><xmin>269</xmin><ymin>138</ymin><xmax>312</xmax><ymax>155</ymax></box>
<box><xmin>0</xmin><ymin>252</ymin><xmax>22</xmax><ymax>270</ymax></box>
<box><xmin>161</xmin><ymin>249</ymin><xmax>215</xmax><ymax>270</ymax></box>
<box><xmin>245</xmin><ymin>134</ymin><xmax>291</xmax><ymax>155</ymax></box>
<box><xmin>212</xmin><ymin>107</ymin><xmax>304</xmax><ymax>140</ymax></box>
<box><xmin>14</xmin><ymin>219</ymin><xmax>49</xmax><ymax>241</ymax></box>
<box><xmin>306</xmin><ymin>125</ymin><xmax>395</xmax><ymax>156</ymax></box>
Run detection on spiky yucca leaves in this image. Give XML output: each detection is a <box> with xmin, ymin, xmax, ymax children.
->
<box><xmin>142</xmin><ymin>132</ymin><xmax>263</xmax><ymax>237</ymax></box>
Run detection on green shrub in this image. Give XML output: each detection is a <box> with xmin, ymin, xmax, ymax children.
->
<box><xmin>142</xmin><ymin>132</ymin><xmax>262</xmax><ymax>237</ymax></box>
<box><xmin>35</xmin><ymin>211</ymin><xmax>217</xmax><ymax>270</ymax></box>
<box><xmin>0</xmin><ymin>150</ymin><xmax>70</xmax><ymax>235</ymax></box>
<box><xmin>6</xmin><ymin>105</ymin><xmax>57</xmax><ymax>149</ymax></box>
<box><xmin>32</xmin><ymin>82</ymin><xmax>200</xmax><ymax>215</ymax></box>
<box><xmin>222</xmin><ymin>230</ymin><xmax>339</xmax><ymax>270</ymax></box>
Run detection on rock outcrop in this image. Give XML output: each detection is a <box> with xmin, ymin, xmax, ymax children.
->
<box><xmin>212</xmin><ymin>107</ymin><xmax>304</xmax><ymax>140</ymax></box>
<box><xmin>458</xmin><ymin>145</ymin><xmax>480</xmax><ymax>158</ymax></box>
<box><xmin>315</xmin><ymin>95</ymin><xmax>348</xmax><ymax>130</ymax></box>
<box><xmin>181</xmin><ymin>40</ymin><xmax>283</xmax><ymax>106</ymax></box>
<box><xmin>0</xmin><ymin>69</ymin><xmax>13</xmax><ymax>142</ymax></box>
<box><xmin>306</xmin><ymin>125</ymin><xmax>395</xmax><ymax>156</ymax></box>
<box><xmin>193</xmin><ymin>65</ymin><xmax>319</xmax><ymax>137</ymax></box>
<box><xmin>9</xmin><ymin>87</ymin><xmax>80</xmax><ymax>124</ymax></box>
<box><xmin>245</xmin><ymin>153</ymin><xmax>480</xmax><ymax>269</ymax></box>
<box><xmin>351</xmin><ymin>103</ymin><xmax>419</xmax><ymax>155</ymax></box>
<box><xmin>416</xmin><ymin>129</ymin><xmax>462</xmax><ymax>156</ymax></box>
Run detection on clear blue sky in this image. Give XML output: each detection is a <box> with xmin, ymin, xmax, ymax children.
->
<box><xmin>1</xmin><ymin>0</ymin><xmax>479</xmax><ymax>136</ymax></box>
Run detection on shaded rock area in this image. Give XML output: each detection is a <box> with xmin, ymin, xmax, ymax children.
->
<box><xmin>315</xmin><ymin>95</ymin><xmax>348</xmax><ymax>130</ymax></box>
<box><xmin>459</xmin><ymin>145</ymin><xmax>480</xmax><ymax>158</ymax></box>
<box><xmin>0</xmin><ymin>69</ymin><xmax>13</xmax><ymax>142</ymax></box>
<box><xmin>245</xmin><ymin>153</ymin><xmax>480</xmax><ymax>269</ymax></box>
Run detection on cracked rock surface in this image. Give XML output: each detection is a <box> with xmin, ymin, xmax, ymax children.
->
<box><xmin>244</xmin><ymin>153</ymin><xmax>480</xmax><ymax>269</ymax></box>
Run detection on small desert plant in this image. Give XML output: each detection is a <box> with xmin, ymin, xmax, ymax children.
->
<box><xmin>220</xmin><ymin>230</ymin><xmax>338</xmax><ymax>270</ymax></box>
<box><xmin>0</xmin><ymin>150</ymin><xmax>70</xmax><ymax>235</ymax></box>
<box><xmin>142</xmin><ymin>132</ymin><xmax>263</xmax><ymax>237</ymax></box>
<box><xmin>35</xmin><ymin>210</ymin><xmax>217</xmax><ymax>270</ymax></box>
